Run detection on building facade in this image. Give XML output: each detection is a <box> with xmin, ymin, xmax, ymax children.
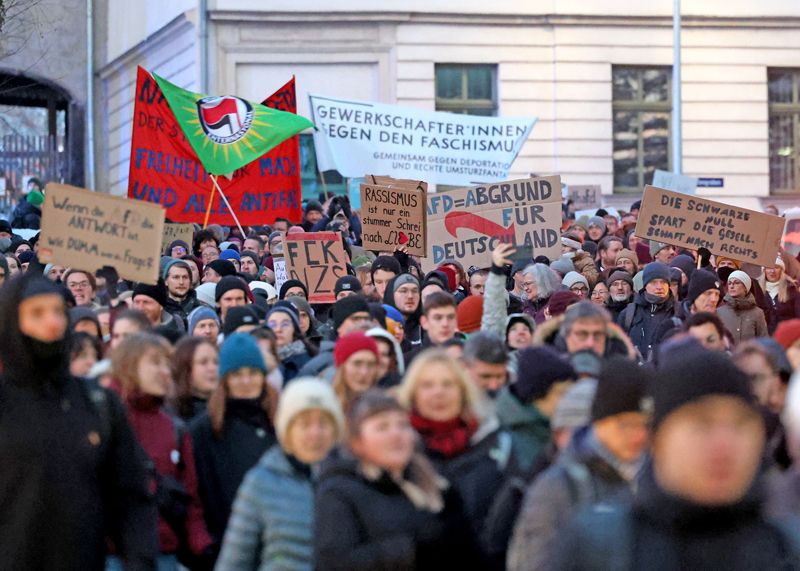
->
<box><xmin>0</xmin><ymin>0</ymin><xmax>89</xmax><ymax>202</ymax></box>
<box><xmin>97</xmin><ymin>0</ymin><xmax>800</xmax><ymax>210</ymax></box>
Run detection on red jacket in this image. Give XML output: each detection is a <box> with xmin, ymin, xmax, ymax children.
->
<box><xmin>124</xmin><ymin>392</ymin><xmax>213</xmax><ymax>555</ymax></box>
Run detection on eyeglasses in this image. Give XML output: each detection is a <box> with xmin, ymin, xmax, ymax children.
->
<box><xmin>68</xmin><ymin>281</ymin><xmax>91</xmax><ymax>289</ymax></box>
<box><xmin>570</xmin><ymin>285</ymin><xmax>589</xmax><ymax>293</ymax></box>
<box><xmin>522</xmin><ymin>281</ymin><xmax>537</xmax><ymax>289</ymax></box>
<box><xmin>395</xmin><ymin>287</ymin><xmax>419</xmax><ymax>296</ymax></box>
<box><xmin>267</xmin><ymin>320</ymin><xmax>293</xmax><ymax>330</ymax></box>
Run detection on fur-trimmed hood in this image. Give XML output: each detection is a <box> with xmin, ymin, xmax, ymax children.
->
<box><xmin>532</xmin><ymin>314</ymin><xmax>636</xmax><ymax>359</ymax></box>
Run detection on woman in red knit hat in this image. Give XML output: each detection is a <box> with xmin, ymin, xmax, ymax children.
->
<box><xmin>332</xmin><ymin>332</ymin><xmax>380</xmax><ymax>413</ymax></box>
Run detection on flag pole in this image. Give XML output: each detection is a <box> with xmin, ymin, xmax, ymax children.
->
<box><xmin>203</xmin><ymin>179</ymin><xmax>217</xmax><ymax>229</ymax></box>
<box><xmin>210</xmin><ymin>174</ymin><xmax>246</xmax><ymax>238</ymax></box>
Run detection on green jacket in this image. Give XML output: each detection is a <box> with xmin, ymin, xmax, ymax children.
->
<box><xmin>495</xmin><ymin>387</ymin><xmax>551</xmax><ymax>473</ymax></box>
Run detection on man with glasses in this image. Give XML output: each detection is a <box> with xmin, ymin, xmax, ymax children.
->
<box><xmin>509</xmin><ymin>357</ymin><xmax>651</xmax><ymax>571</ymax></box>
<box><xmin>617</xmin><ymin>262</ymin><xmax>679</xmax><ymax>361</ymax></box>
<box><xmin>64</xmin><ymin>269</ymin><xmax>98</xmax><ymax>308</ymax></box>
<box><xmin>387</xmin><ymin>274</ymin><xmax>423</xmax><ymax>349</ymax></box>
<box><xmin>561</xmin><ymin>272</ymin><xmax>590</xmax><ymax>300</ymax></box>
<box><xmin>560</xmin><ymin>302</ymin><xmax>612</xmax><ymax>357</ymax></box>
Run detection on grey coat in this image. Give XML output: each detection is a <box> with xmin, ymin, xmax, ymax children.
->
<box><xmin>215</xmin><ymin>446</ymin><xmax>315</xmax><ymax>571</ymax></box>
<box><xmin>507</xmin><ymin>426</ymin><xmax>634</xmax><ymax>571</ymax></box>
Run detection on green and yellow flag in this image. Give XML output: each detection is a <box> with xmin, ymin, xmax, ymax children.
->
<box><xmin>153</xmin><ymin>73</ymin><xmax>314</xmax><ymax>175</ymax></box>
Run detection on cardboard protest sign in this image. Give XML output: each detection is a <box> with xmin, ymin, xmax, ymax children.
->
<box><xmin>161</xmin><ymin>223</ymin><xmax>195</xmax><ymax>253</ymax></box>
<box><xmin>283</xmin><ymin>232</ymin><xmax>347</xmax><ymax>303</ymax></box>
<box><xmin>360</xmin><ymin>176</ymin><xmax>427</xmax><ymax>257</ymax></box>
<box><xmin>40</xmin><ymin>183</ymin><xmax>165</xmax><ymax>284</ymax></box>
<box><xmin>783</xmin><ymin>208</ymin><xmax>800</xmax><ymax>258</ymax></box>
<box><xmin>424</xmin><ymin>175</ymin><xmax>562</xmax><ymax>271</ymax></box>
<box><xmin>567</xmin><ymin>184</ymin><xmax>601</xmax><ymax>210</ymax></box>
<box><xmin>653</xmin><ymin>170</ymin><xmax>698</xmax><ymax>195</ymax></box>
<box><xmin>273</xmin><ymin>258</ymin><xmax>288</xmax><ymax>292</ymax></box>
<box><xmin>634</xmin><ymin>185</ymin><xmax>784</xmax><ymax>267</ymax></box>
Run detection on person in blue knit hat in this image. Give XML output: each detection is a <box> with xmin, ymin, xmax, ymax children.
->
<box><xmin>617</xmin><ymin>262</ymin><xmax>678</xmax><ymax>361</ymax></box>
<box><xmin>190</xmin><ymin>332</ymin><xmax>277</xmax><ymax>554</ymax></box>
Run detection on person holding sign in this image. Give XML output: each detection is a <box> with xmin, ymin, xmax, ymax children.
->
<box><xmin>717</xmin><ymin>271</ymin><xmax>768</xmax><ymax>344</ymax></box>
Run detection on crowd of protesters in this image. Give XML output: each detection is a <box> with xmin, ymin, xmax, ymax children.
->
<box><xmin>3</xmin><ymin>191</ymin><xmax>800</xmax><ymax>571</ymax></box>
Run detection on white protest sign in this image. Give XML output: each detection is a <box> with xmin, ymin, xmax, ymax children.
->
<box><xmin>653</xmin><ymin>169</ymin><xmax>698</xmax><ymax>195</ymax></box>
<box><xmin>274</xmin><ymin>258</ymin><xmax>288</xmax><ymax>291</ymax></box>
<box><xmin>309</xmin><ymin>94</ymin><xmax>536</xmax><ymax>186</ymax></box>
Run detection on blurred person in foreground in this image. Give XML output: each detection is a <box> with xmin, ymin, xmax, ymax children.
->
<box><xmin>553</xmin><ymin>342</ymin><xmax>800</xmax><ymax>570</ymax></box>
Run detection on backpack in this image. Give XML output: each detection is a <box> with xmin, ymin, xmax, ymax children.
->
<box><xmin>566</xmin><ymin>506</ymin><xmax>800</xmax><ymax>570</ymax></box>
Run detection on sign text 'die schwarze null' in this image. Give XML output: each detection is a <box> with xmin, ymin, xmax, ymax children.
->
<box><xmin>360</xmin><ymin>177</ymin><xmax>427</xmax><ymax>257</ymax></box>
<box><xmin>634</xmin><ymin>186</ymin><xmax>785</xmax><ymax>267</ymax></box>
<box><xmin>309</xmin><ymin>95</ymin><xmax>536</xmax><ymax>186</ymax></box>
<box><xmin>424</xmin><ymin>176</ymin><xmax>562</xmax><ymax>271</ymax></box>
<box><xmin>40</xmin><ymin>183</ymin><xmax>165</xmax><ymax>284</ymax></box>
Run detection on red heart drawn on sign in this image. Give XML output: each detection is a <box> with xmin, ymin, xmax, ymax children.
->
<box><xmin>398</xmin><ymin>232</ymin><xmax>409</xmax><ymax>244</ymax></box>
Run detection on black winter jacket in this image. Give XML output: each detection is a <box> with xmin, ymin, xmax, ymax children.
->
<box><xmin>617</xmin><ymin>292</ymin><xmax>679</xmax><ymax>360</ymax></box>
<box><xmin>190</xmin><ymin>398</ymin><xmax>276</xmax><ymax>546</ymax></box>
<box><xmin>0</xmin><ymin>274</ymin><xmax>157</xmax><ymax>571</ymax></box>
<box><xmin>422</xmin><ymin>421</ymin><xmax>513</xmax><ymax>556</ymax></box>
<box><xmin>314</xmin><ymin>453</ymin><xmax>483</xmax><ymax>571</ymax></box>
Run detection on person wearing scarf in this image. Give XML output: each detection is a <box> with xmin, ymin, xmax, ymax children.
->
<box><xmin>617</xmin><ymin>262</ymin><xmax>679</xmax><ymax>361</ymax></box>
<box><xmin>190</xmin><ymin>333</ymin><xmax>278</xmax><ymax>556</ymax></box>
<box><xmin>265</xmin><ymin>302</ymin><xmax>316</xmax><ymax>385</ymax></box>
<box><xmin>109</xmin><ymin>333</ymin><xmax>213</xmax><ymax>571</ymax></box>
<box><xmin>397</xmin><ymin>349</ymin><xmax>515</xmax><ymax>566</ymax></box>
<box><xmin>717</xmin><ymin>270</ymin><xmax>768</xmax><ymax>344</ymax></box>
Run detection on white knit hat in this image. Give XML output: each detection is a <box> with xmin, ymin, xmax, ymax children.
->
<box><xmin>727</xmin><ymin>270</ymin><xmax>752</xmax><ymax>293</ymax></box>
<box><xmin>275</xmin><ymin>377</ymin><xmax>345</xmax><ymax>447</ymax></box>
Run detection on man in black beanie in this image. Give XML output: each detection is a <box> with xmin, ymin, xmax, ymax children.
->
<box><xmin>297</xmin><ymin>295</ymin><xmax>373</xmax><ymax>379</ymax></box>
<box><xmin>553</xmin><ymin>343</ymin><xmax>800</xmax><ymax>570</ymax></box>
<box><xmin>132</xmin><ymin>278</ymin><xmax>185</xmax><ymax>333</ymax></box>
<box><xmin>508</xmin><ymin>356</ymin><xmax>651</xmax><ymax>571</ymax></box>
<box><xmin>680</xmin><ymin>267</ymin><xmax>721</xmax><ymax>317</ymax></box>
<box><xmin>496</xmin><ymin>346</ymin><xmax>576</xmax><ymax>473</ymax></box>
<box><xmin>215</xmin><ymin>275</ymin><xmax>250</xmax><ymax>322</ymax></box>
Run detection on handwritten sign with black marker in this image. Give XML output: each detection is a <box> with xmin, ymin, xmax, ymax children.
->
<box><xmin>634</xmin><ymin>185</ymin><xmax>784</xmax><ymax>267</ymax></box>
<box><xmin>284</xmin><ymin>231</ymin><xmax>347</xmax><ymax>303</ymax></box>
<box><xmin>360</xmin><ymin>177</ymin><xmax>427</xmax><ymax>256</ymax></box>
<box><xmin>40</xmin><ymin>183</ymin><xmax>165</xmax><ymax>283</ymax></box>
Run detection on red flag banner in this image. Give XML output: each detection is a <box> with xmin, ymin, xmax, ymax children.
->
<box><xmin>127</xmin><ymin>67</ymin><xmax>302</xmax><ymax>226</ymax></box>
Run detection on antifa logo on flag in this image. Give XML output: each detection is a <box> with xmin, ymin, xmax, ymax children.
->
<box><xmin>196</xmin><ymin>95</ymin><xmax>254</xmax><ymax>145</ymax></box>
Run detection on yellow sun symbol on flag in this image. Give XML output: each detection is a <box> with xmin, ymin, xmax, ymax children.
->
<box><xmin>184</xmin><ymin>103</ymin><xmax>275</xmax><ymax>162</ymax></box>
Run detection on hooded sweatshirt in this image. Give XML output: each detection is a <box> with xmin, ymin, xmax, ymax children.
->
<box><xmin>383</xmin><ymin>275</ymin><xmax>423</xmax><ymax>352</ymax></box>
